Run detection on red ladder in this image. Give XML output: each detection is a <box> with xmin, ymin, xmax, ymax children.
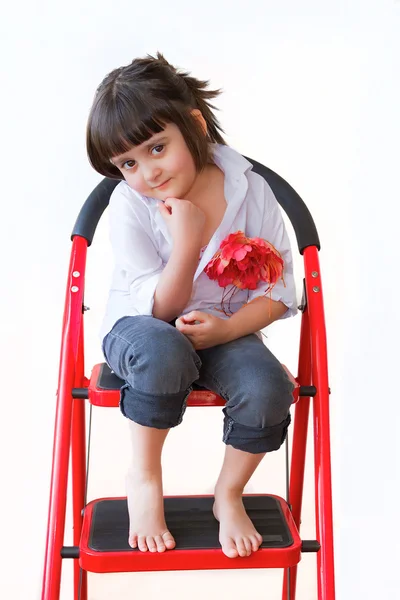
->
<box><xmin>41</xmin><ymin>165</ymin><xmax>335</xmax><ymax>600</ymax></box>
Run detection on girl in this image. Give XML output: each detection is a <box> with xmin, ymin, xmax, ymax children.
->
<box><xmin>86</xmin><ymin>53</ymin><xmax>297</xmax><ymax>559</ymax></box>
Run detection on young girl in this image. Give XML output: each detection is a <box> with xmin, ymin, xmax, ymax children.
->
<box><xmin>86</xmin><ymin>53</ymin><xmax>297</xmax><ymax>559</ymax></box>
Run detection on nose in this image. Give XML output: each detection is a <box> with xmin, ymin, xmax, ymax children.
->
<box><xmin>141</xmin><ymin>161</ymin><xmax>162</xmax><ymax>185</ymax></box>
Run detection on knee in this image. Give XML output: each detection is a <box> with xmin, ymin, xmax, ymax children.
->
<box><xmin>230</xmin><ymin>363</ymin><xmax>295</xmax><ymax>428</ymax></box>
<box><xmin>138</xmin><ymin>325</ymin><xmax>201</xmax><ymax>392</ymax></box>
<box><xmin>262</xmin><ymin>365</ymin><xmax>295</xmax><ymax>425</ymax></box>
<box><xmin>113</xmin><ymin>317</ymin><xmax>201</xmax><ymax>394</ymax></box>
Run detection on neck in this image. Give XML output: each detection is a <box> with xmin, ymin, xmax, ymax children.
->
<box><xmin>186</xmin><ymin>162</ymin><xmax>221</xmax><ymax>207</ymax></box>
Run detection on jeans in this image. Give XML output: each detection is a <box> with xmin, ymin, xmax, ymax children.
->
<box><xmin>102</xmin><ymin>315</ymin><xmax>294</xmax><ymax>454</ymax></box>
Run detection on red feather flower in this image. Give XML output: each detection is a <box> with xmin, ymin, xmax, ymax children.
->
<box><xmin>204</xmin><ymin>231</ymin><xmax>285</xmax><ymax>315</ymax></box>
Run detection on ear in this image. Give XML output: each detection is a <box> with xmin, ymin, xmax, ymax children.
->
<box><xmin>191</xmin><ymin>109</ymin><xmax>207</xmax><ymax>135</ymax></box>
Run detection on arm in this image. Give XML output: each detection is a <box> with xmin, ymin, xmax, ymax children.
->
<box><xmin>108</xmin><ymin>187</ymin><xmax>203</xmax><ymax>322</ymax></box>
<box><xmin>176</xmin><ymin>297</ymin><xmax>287</xmax><ymax>349</ymax></box>
<box><xmin>153</xmin><ymin>241</ymin><xmax>200</xmax><ymax>322</ymax></box>
<box><xmin>153</xmin><ymin>197</ymin><xmax>205</xmax><ymax>322</ymax></box>
<box><xmin>224</xmin><ymin>296</ymin><xmax>288</xmax><ymax>342</ymax></box>
<box><xmin>176</xmin><ymin>179</ymin><xmax>297</xmax><ymax>349</ymax></box>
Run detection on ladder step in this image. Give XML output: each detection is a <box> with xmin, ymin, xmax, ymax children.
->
<box><xmin>80</xmin><ymin>494</ymin><xmax>302</xmax><ymax>573</ymax></box>
<box><xmin>88</xmin><ymin>363</ymin><xmax>225</xmax><ymax>407</ymax></box>
<box><xmin>86</xmin><ymin>363</ymin><xmax>303</xmax><ymax>408</ymax></box>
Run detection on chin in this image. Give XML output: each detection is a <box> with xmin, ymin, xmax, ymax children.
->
<box><xmin>158</xmin><ymin>187</ymin><xmax>182</xmax><ymax>200</ymax></box>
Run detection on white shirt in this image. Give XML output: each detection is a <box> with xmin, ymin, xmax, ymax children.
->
<box><xmin>100</xmin><ymin>144</ymin><xmax>297</xmax><ymax>341</ymax></box>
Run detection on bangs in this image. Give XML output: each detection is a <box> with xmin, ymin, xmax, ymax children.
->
<box><xmin>87</xmin><ymin>88</ymin><xmax>179</xmax><ymax>178</ymax></box>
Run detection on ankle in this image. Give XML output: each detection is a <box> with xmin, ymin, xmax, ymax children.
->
<box><xmin>127</xmin><ymin>465</ymin><xmax>162</xmax><ymax>482</ymax></box>
<box><xmin>214</xmin><ymin>483</ymin><xmax>244</xmax><ymax>500</ymax></box>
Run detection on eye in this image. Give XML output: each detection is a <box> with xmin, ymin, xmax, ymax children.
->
<box><xmin>122</xmin><ymin>159</ymin><xmax>136</xmax><ymax>170</ymax></box>
<box><xmin>151</xmin><ymin>144</ymin><xmax>165</xmax><ymax>155</ymax></box>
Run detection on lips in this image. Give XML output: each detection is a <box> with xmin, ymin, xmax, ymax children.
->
<box><xmin>154</xmin><ymin>179</ymin><xmax>171</xmax><ymax>190</ymax></box>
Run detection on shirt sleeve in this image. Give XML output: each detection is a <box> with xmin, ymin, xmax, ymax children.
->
<box><xmin>247</xmin><ymin>180</ymin><xmax>298</xmax><ymax>319</ymax></box>
<box><xmin>108</xmin><ymin>183</ymin><xmax>163</xmax><ymax>316</ymax></box>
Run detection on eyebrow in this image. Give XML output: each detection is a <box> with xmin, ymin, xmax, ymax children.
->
<box><xmin>112</xmin><ymin>136</ymin><xmax>169</xmax><ymax>166</ymax></box>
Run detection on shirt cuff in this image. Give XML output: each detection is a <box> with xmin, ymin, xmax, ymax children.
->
<box><xmin>129</xmin><ymin>271</ymin><xmax>162</xmax><ymax>316</ymax></box>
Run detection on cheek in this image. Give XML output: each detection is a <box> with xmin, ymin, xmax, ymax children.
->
<box><xmin>124</xmin><ymin>173</ymin><xmax>147</xmax><ymax>195</ymax></box>
<box><xmin>169</xmin><ymin>148</ymin><xmax>197</xmax><ymax>178</ymax></box>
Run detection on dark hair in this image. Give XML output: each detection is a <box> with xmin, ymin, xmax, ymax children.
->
<box><xmin>86</xmin><ymin>52</ymin><xmax>226</xmax><ymax>179</ymax></box>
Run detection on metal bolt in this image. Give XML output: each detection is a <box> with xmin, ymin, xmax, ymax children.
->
<box><xmin>72</xmin><ymin>271</ymin><xmax>80</xmax><ymax>278</ymax></box>
<box><xmin>313</xmin><ymin>286</ymin><xmax>320</xmax><ymax>293</ymax></box>
<box><xmin>83</xmin><ymin>305</ymin><xmax>90</xmax><ymax>312</ymax></box>
<box><xmin>71</xmin><ymin>286</ymin><xmax>79</xmax><ymax>293</ymax></box>
<box><xmin>312</xmin><ymin>271</ymin><xmax>319</xmax><ymax>278</ymax></box>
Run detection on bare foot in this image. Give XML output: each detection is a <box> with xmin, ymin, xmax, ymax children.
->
<box><xmin>126</xmin><ymin>469</ymin><xmax>176</xmax><ymax>553</ymax></box>
<box><xmin>213</xmin><ymin>490</ymin><xmax>263</xmax><ymax>558</ymax></box>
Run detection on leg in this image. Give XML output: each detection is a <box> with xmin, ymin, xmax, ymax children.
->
<box><xmin>197</xmin><ymin>333</ymin><xmax>294</xmax><ymax>558</ymax></box>
<box><xmin>126</xmin><ymin>422</ymin><xmax>174</xmax><ymax>552</ymax></box>
<box><xmin>103</xmin><ymin>316</ymin><xmax>201</xmax><ymax>552</ymax></box>
<box><xmin>213</xmin><ymin>446</ymin><xmax>264</xmax><ymax>557</ymax></box>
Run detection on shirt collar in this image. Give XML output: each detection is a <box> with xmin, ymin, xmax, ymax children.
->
<box><xmin>211</xmin><ymin>144</ymin><xmax>253</xmax><ymax>178</ymax></box>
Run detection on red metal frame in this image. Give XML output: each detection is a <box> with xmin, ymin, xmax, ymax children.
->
<box><xmin>41</xmin><ymin>235</ymin><xmax>335</xmax><ymax>600</ymax></box>
<box><xmin>71</xmin><ymin>316</ymin><xmax>87</xmax><ymax>599</ymax></box>
<box><xmin>42</xmin><ymin>237</ymin><xmax>88</xmax><ymax>600</ymax></box>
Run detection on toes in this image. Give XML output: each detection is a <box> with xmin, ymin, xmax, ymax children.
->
<box><xmin>251</xmin><ymin>534</ymin><xmax>262</xmax><ymax>552</ymax></box>
<box><xmin>146</xmin><ymin>536</ymin><xmax>157</xmax><ymax>553</ymax></box>
<box><xmin>162</xmin><ymin>531</ymin><xmax>176</xmax><ymax>550</ymax></box>
<box><xmin>222</xmin><ymin>538</ymin><xmax>239</xmax><ymax>558</ymax></box>
<box><xmin>154</xmin><ymin>535</ymin><xmax>166</xmax><ymax>552</ymax></box>
<box><xmin>129</xmin><ymin>534</ymin><xmax>138</xmax><ymax>549</ymax></box>
<box><xmin>235</xmin><ymin>538</ymin><xmax>248</xmax><ymax>558</ymax></box>
<box><xmin>129</xmin><ymin>532</ymin><xmax>175</xmax><ymax>552</ymax></box>
<box><xmin>137</xmin><ymin>536</ymin><xmax>148</xmax><ymax>552</ymax></box>
<box><xmin>243</xmin><ymin>537</ymin><xmax>253</xmax><ymax>556</ymax></box>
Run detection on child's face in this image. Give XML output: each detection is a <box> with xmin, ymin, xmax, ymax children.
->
<box><xmin>111</xmin><ymin>122</ymin><xmax>198</xmax><ymax>200</ymax></box>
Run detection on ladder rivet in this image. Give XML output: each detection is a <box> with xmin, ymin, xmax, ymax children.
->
<box><xmin>71</xmin><ymin>286</ymin><xmax>79</xmax><ymax>293</ymax></box>
<box><xmin>73</xmin><ymin>271</ymin><xmax>80</xmax><ymax>278</ymax></box>
<box><xmin>312</xmin><ymin>271</ymin><xmax>319</xmax><ymax>278</ymax></box>
<box><xmin>313</xmin><ymin>286</ymin><xmax>320</xmax><ymax>293</ymax></box>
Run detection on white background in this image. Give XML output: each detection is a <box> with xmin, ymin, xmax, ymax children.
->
<box><xmin>1</xmin><ymin>1</ymin><xmax>399</xmax><ymax>598</ymax></box>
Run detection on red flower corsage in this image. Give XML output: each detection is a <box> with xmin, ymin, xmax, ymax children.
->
<box><xmin>204</xmin><ymin>230</ymin><xmax>285</xmax><ymax>315</ymax></box>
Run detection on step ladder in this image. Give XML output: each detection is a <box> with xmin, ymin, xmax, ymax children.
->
<box><xmin>41</xmin><ymin>158</ymin><xmax>335</xmax><ymax>600</ymax></box>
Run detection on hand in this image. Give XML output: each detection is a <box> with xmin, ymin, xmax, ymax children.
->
<box><xmin>175</xmin><ymin>311</ymin><xmax>231</xmax><ymax>350</ymax></box>
<box><xmin>158</xmin><ymin>198</ymin><xmax>205</xmax><ymax>249</ymax></box>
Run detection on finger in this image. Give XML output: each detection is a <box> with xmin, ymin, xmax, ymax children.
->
<box><xmin>176</xmin><ymin>315</ymin><xmax>201</xmax><ymax>327</ymax></box>
<box><xmin>177</xmin><ymin>322</ymin><xmax>200</xmax><ymax>335</ymax></box>
<box><xmin>184</xmin><ymin>311</ymin><xmax>208</xmax><ymax>323</ymax></box>
<box><xmin>157</xmin><ymin>201</ymin><xmax>171</xmax><ymax>217</ymax></box>
<box><xmin>175</xmin><ymin>317</ymin><xmax>191</xmax><ymax>329</ymax></box>
<box><xmin>164</xmin><ymin>197</ymin><xmax>179</xmax><ymax>209</ymax></box>
<box><xmin>180</xmin><ymin>315</ymin><xmax>197</xmax><ymax>324</ymax></box>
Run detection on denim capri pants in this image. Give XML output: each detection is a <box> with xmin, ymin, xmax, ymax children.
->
<box><xmin>102</xmin><ymin>315</ymin><xmax>294</xmax><ymax>454</ymax></box>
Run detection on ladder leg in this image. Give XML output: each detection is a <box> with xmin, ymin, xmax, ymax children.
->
<box><xmin>71</xmin><ymin>397</ymin><xmax>87</xmax><ymax>600</ymax></box>
<box><xmin>282</xmin><ymin>308</ymin><xmax>312</xmax><ymax>600</ymax></box>
<box><xmin>282</xmin><ymin>396</ymin><xmax>311</xmax><ymax>599</ymax></box>
<box><xmin>71</xmin><ymin>318</ymin><xmax>87</xmax><ymax>600</ymax></box>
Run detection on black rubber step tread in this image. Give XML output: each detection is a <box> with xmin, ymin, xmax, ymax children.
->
<box><xmin>97</xmin><ymin>363</ymin><xmax>209</xmax><ymax>392</ymax></box>
<box><xmin>88</xmin><ymin>496</ymin><xmax>293</xmax><ymax>552</ymax></box>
